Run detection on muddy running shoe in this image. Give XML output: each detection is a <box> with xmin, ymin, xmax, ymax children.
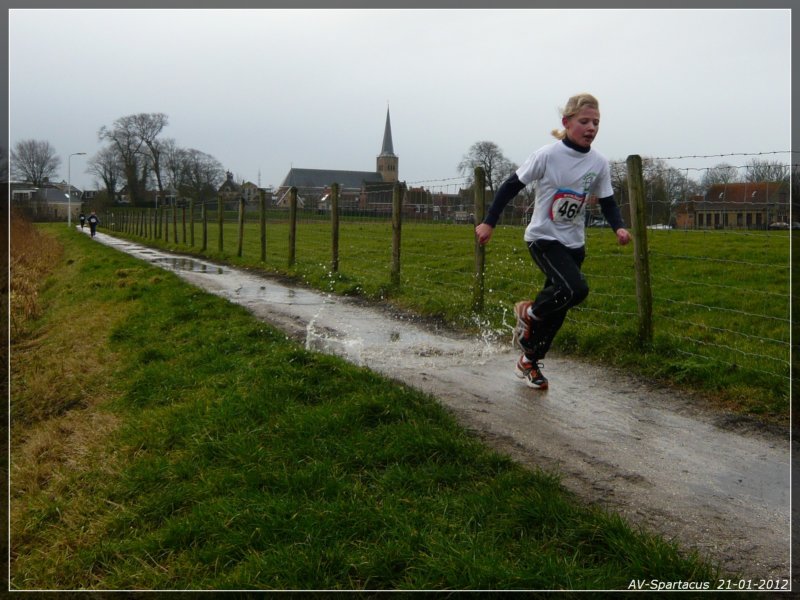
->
<box><xmin>515</xmin><ymin>355</ymin><xmax>548</xmax><ymax>390</ymax></box>
<box><xmin>512</xmin><ymin>300</ymin><xmax>536</xmax><ymax>354</ymax></box>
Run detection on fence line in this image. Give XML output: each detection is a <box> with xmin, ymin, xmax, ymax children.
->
<box><xmin>93</xmin><ymin>152</ymin><xmax>792</xmax><ymax>393</ymax></box>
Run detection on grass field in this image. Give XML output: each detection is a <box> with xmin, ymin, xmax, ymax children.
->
<box><xmin>104</xmin><ymin>214</ymin><xmax>791</xmax><ymax>423</ymax></box>
<box><xmin>10</xmin><ymin>222</ymin><xmax>720</xmax><ymax>590</ymax></box>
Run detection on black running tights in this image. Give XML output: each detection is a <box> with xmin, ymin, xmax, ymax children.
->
<box><xmin>525</xmin><ymin>239</ymin><xmax>588</xmax><ymax>360</ymax></box>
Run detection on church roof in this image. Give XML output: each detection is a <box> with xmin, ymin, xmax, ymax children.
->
<box><xmin>279</xmin><ymin>107</ymin><xmax>397</xmax><ymax>190</ymax></box>
<box><xmin>280</xmin><ymin>167</ymin><xmax>384</xmax><ymax>189</ymax></box>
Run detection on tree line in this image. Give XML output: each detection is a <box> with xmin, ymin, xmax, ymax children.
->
<box><xmin>9</xmin><ymin>112</ymin><xmax>227</xmax><ymax>208</ymax></box>
<box><xmin>7</xmin><ymin>115</ymin><xmax>793</xmax><ymax>218</ymax></box>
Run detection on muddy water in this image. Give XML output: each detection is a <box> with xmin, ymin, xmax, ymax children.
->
<box><xmin>89</xmin><ymin>231</ymin><xmax>791</xmax><ymax>582</ymax></box>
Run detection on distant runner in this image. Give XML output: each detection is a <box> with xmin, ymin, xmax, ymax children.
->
<box><xmin>87</xmin><ymin>211</ymin><xmax>100</xmax><ymax>238</ymax></box>
<box><xmin>475</xmin><ymin>93</ymin><xmax>631</xmax><ymax>389</ymax></box>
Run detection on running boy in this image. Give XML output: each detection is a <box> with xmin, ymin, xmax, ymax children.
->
<box><xmin>87</xmin><ymin>211</ymin><xmax>100</xmax><ymax>238</ymax></box>
<box><xmin>475</xmin><ymin>93</ymin><xmax>631</xmax><ymax>389</ymax></box>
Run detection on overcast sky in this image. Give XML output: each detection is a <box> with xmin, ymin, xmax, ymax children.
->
<box><xmin>8</xmin><ymin>8</ymin><xmax>792</xmax><ymax>191</ymax></box>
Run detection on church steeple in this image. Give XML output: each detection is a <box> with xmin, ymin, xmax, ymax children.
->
<box><xmin>380</xmin><ymin>107</ymin><xmax>395</xmax><ymax>157</ymax></box>
<box><xmin>377</xmin><ymin>106</ymin><xmax>398</xmax><ymax>182</ymax></box>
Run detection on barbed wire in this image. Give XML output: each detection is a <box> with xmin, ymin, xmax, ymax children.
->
<box><xmin>654</xmin><ymin>296</ymin><xmax>789</xmax><ymax>323</ymax></box>
<box><xmin>671</xmin><ymin>345</ymin><xmax>789</xmax><ymax>381</ymax></box>
<box><xmin>648</xmin><ymin>251</ymin><xmax>788</xmax><ymax>270</ymax></box>
<box><xmin>96</xmin><ymin>152</ymin><xmax>791</xmax><ymax>391</ymax></box>
<box><xmin>609</xmin><ymin>151</ymin><xmax>793</xmax><ymax>166</ymax></box>
<box><xmin>405</xmin><ymin>175</ymin><xmax>471</xmax><ymax>186</ymax></box>
<box><xmin>652</xmin><ymin>274</ymin><xmax>788</xmax><ymax>299</ymax></box>
<box><xmin>647</xmin><ymin>151</ymin><xmax>793</xmax><ymax>161</ymax></box>
<box><xmin>658</xmin><ymin>314</ymin><xmax>789</xmax><ymax>346</ymax></box>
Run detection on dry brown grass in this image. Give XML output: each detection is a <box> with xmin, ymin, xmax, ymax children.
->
<box><xmin>10</xmin><ymin>405</ymin><xmax>123</xmax><ymax>588</ymax></box>
<box><xmin>11</xmin><ymin>408</ymin><xmax>121</xmax><ymax>499</ymax></box>
<box><xmin>10</xmin><ymin>210</ymin><xmax>63</xmax><ymax>340</ymax></box>
<box><xmin>10</xmin><ymin>216</ymin><xmax>125</xmax><ymax>564</ymax></box>
<box><xmin>11</xmin><ymin>300</ymin><xmax>122</xmax><ymax>428</ymax></box>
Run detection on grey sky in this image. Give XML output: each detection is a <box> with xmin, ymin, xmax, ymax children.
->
<box><xmin>9</xmin><ymin>8</ymin><xmax>791</xmax><ymax>191</ymax></box>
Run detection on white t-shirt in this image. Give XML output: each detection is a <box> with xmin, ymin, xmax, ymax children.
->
<box><xmin>516</xmin><ymin>141</ymin><xmax>613</xmax><ymax>248</ymax></box>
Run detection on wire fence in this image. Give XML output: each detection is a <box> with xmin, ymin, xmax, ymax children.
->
<box><xmin>95</xmin><ymin>151</ymin><xmax>793</xmax><ymax>397</ymax></box>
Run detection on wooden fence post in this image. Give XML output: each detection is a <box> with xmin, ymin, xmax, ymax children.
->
<box><xmin>182</xmin><ymin>205</ymin><xmax>187</xmax><ymax>244</ymax></box>
<box><xmin>626</xmin><ymin>154</ymin><xmax>653</xmax><ymax>345</ymax></box>
<box><xmin>260</xmin><ymin>189</ymin><xmax>267</xmax><ymax>262</ymax></box>
<box><xmin>189</xmin><ymin>200</ymin><xmax>195</xmax><ymax>247</ymax></box>
<box><xmin>164</xmin><ymin>206</ymin><xmax>170</xmax><ymax>242</ymax></box>
<box><xmin>217</xmin><ymin>198</ymin><xmax>224</xmax><ymax>253</ymax></box>
<box><xmin>201</xmin><ymin>202</ymin><xmax>208</xmax><ymax>252</ymax></box>
<box><xmin>473</xmin><ymin>166</ymin><xmax>486</xmax><ymax>312</ymax></box>
<box><xmin>172</xmin><ymin>204</ymin><xmax>178</xmax><ymax>243</ymax></box>
<box><xmin>288</xmin><ymin>187</ymin><xmax>297</xmax><ymax>267</ymax></box>
<box><xmin>391</xmin><ymin>181</ymin><xmax>403</xmax><ymax>287</ymax></box>
<box><xmin>237</xmin><ymin>197</ymin><xmax>245</xmax><ymax>257</ymax></box>
<box><xmin>331</xmin><ymin>182</ymin><xmax>340</xmax><ymax>272</ymax></box>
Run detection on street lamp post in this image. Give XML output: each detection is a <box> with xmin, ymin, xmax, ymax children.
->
<box><xmin>67</xmin><ymin>152</ymin><xmax>87</xmax><ymax>227</ymax></box>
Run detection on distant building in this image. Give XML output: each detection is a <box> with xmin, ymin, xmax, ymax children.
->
<box><xmin>276</xmin><ymin>107</ymin><xmax>400</xmax><ymax>213</ymax></box>
<box><xmin>674</xmin><ymin>181</ymin><xmax>790</xmax><ymax>229</ymax></box>
<box><xmin>10</xmin><ymin>180</ymin><xmax>83</xmax><ymax>221</ymax></box>
<box><xmin>217</xmin><ymin>171</ymin><xmax>271</xmax><ymax>211</ymax></box>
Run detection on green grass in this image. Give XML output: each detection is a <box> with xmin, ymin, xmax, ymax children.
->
<box><xmin>104</xmin><ymin>214</ymin><xmax>791</xmax><ymax>422</ymax></box>
<box><xmin>11</xmin><ymin>225</ymin><xmax>719</xmax><ymax>590</ymax></box>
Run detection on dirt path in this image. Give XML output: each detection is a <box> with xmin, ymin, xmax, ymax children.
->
<box><xmin>90</xmin><ymin>231</ymin><xmax>792</xmax><ymax>584</ymax></box>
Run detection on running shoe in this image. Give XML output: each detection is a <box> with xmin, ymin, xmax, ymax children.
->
<box><xmin>515</xmin><ymin>355</ymin><xmax>548</xmax><ymax>390</ymax></box>
<box><xmin>512</xmin><ymin>300</ymin><xmax>536</xmax><ymax>354</ymax></box>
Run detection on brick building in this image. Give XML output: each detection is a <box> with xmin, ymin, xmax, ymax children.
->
<box><xmin>674</xmin><ymin>181</ymin><xmax>790</xmax><ymax>229</ymax></box>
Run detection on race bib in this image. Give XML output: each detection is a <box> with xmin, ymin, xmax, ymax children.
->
<box><xmin>550</xmin><ymin>189</ymin><xmax>586</xmax><ymax>223</ymax></box>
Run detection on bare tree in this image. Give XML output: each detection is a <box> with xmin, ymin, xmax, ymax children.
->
<box><xmin>99</xmin><ymin>116</ymin><xmax>147</xmax><ymax>205</ymax></box>
<box><xmin>98</xmin><ymin>112</ymin><xmax>167</xmax><ymax>206</ymax></box>
<box><xmin>160</xmin><ymin>138</ymin><xmax>190</xmax><ymax>197</ymax></box>
<box><xmin>701</xmin><ymin>162</ymin><xmax>739</xmax><ymax>188</ymax></box>
<box><xmin>457</xmin><ymin>140</ymin><xmax>515</xmax><ymax>195</ymax></box>
<box><xmin>10</xmin><ymin>139</ymin><xmax>61</xmax><ymax>186</ymax></box>
<box><xmin>87</xmin><ymin>145</ymin><xmax>124</xmax><ymax>204</ymax></box>
<box><xmin>744</xmin><ymin>158</ymin><xmax>789</xmax><ymax>183</ymax></box>
<box><xmin>642</xmin><ymin>157</ymin><xmax>694</xmax><ymax>225</ymax></box>
<box><xmin>181</xmin><ymin>148</ymin><xmax>225</xmax><ymax>204</ymax></box>
<box><xmin>132</xmin><ymin>113</ymin><xmax>168</xmax><ymax>193</ymax></box>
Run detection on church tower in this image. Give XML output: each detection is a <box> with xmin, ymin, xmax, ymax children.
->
<box><xmin>376</xmin><ymin>107</ymin><xmax>398</xmax><ymax>183</ymax></box>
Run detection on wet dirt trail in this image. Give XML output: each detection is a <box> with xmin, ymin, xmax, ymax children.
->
<box><xmin>88</xmin><ymin>230</ymin><xmax>792</xmax><ymax>583</ymax></box>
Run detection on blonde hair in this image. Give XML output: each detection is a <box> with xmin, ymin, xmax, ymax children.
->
<box><xmin>551</xmin><ymin>93</ymin><xmax>600</xmax><ymax>140</ymax></box>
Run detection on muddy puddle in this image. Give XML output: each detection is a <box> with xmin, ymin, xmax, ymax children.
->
<box><xmin>87</xmin><ymin>230</ymin><xmax>792</xmax><ymax>583</ymax></box>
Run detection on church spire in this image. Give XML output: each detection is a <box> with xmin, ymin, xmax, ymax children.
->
<box><xmin>376</xmin><ymin>106</ymin><xmax>398</xmax><ymax>183</ymax></box>
<box><xmin>379</xmin><ymin>106</ymin><xmax>395</xmax><ymax>157</ymax></box>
